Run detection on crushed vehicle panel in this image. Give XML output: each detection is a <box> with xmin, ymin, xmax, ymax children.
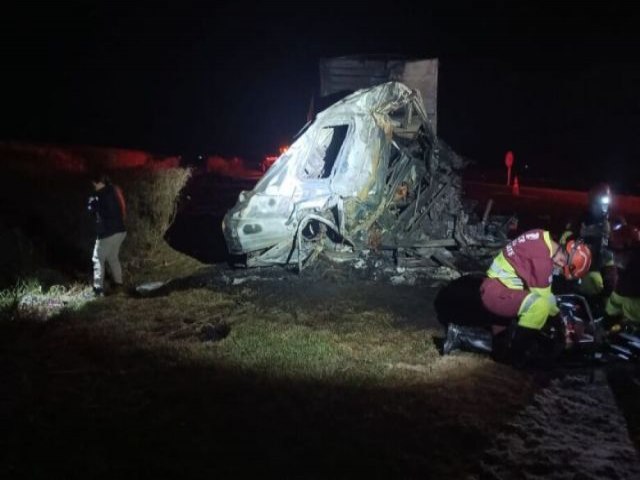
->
<box><xmin>223</xmin><ymin>81</ymin><xmax>503</xmax><ymax>270</ymax></box>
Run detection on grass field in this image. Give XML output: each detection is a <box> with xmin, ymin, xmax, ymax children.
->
<box><xmin>0</xmin><ymin>270</ymin><xmax>538</xmax><ymax>479</ymax></box>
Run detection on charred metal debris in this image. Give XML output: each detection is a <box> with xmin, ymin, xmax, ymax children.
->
<box><xmin>223</xmin><ymin>82</ymin><xmax>510</xmax><ymax>275</ymax></box>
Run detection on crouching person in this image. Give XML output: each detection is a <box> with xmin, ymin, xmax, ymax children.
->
<box><xmin>443</xmin><ymin>229</ymin><xmax>592</xmax><ymax>368</ymax></box>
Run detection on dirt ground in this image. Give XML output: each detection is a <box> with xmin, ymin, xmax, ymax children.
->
<box><xmin>238</xmin><ymin>270</ymin><xmax>439</xmax><ymax>329</ymax></box>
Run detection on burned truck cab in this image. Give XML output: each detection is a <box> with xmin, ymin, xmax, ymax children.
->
<box><xmin>223</xmin><ymin>81</ymin><xmax>483</xmax><ymax>270</ymax></box>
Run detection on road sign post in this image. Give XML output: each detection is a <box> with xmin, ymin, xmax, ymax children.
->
<box><xmin>505</xmin><ymin>151</ymin><xmax>514</xmax><ymax>186</ymax></box>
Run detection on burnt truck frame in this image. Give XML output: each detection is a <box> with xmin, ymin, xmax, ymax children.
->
<box><xmin>223</xmin><ymin>81</ymin><xmax>498</xmax><ymax>270</ymax></box>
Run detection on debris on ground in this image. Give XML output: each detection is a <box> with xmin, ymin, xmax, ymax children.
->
<box><xmin>135</xmin><ymin>281</ymin><xmax>169</xmax><ymax>295</ymax></box>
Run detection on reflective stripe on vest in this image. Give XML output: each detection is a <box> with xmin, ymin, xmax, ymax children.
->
<box><xmin>517</xmin><ymin>292</ymin><xmax>551</xmax><ymax>330</ymax></box>
<box><xmin>487</xmin><ymin>252</ymin><xmax>524</xmax><ymax>289</ymax></box>
<box><xmin>487</xmin><ymin>231</ymin><xmax>554</xmax><ymax>290</ymax></box>
<box><xmin>542</xmin><ymin>230</ymin><xmax>553</xmax><ymax>253</ymax></box>
<box><xmin>518</xmin><ymin>292</ymin><xmax>540</xmax><ymax>315</ymax></box>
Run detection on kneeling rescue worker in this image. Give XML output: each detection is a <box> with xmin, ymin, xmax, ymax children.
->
<box><xmin>444</xmin><ymin>229</ymin><xmax>592</xmax><ymax>367</ymax></box>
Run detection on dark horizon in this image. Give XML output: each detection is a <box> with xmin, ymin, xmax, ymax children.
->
<box><xmin>2</xmin><ymin>2</ymin><xmax>640</xmax><ymax>187</ymax></box>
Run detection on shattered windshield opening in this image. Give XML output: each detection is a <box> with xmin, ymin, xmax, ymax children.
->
<box><xmin>301</xmin><ymin>125</ymin><xmax>348</xmax><ymax>179</ymax></box>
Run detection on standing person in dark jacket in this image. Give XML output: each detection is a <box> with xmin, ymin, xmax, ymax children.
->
<box><xmin>88</xmin><ymin>172</ymin><xmax>127</xmax><ymax>296</ymax></box>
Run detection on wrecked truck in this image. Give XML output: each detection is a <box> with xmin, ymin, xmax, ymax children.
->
<box><xmin>223</xmin><ymin>81</ymin><xmax>505</xmax><ymax>270</ymax></box>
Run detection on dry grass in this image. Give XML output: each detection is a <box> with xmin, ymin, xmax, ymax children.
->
<box><xmin>0</xmin><ymin>275</ymin><xmax>541</xmax><ymax>479</ymax></box>
<box><xmin>65</xmin><ymin>284</ymin><xmax>532</xmax><ymax>390</ymax></box>
<box><xmin>109</xmin><ymin>168</ymin><xmax>193</xmax><ymax>268</ymax></box>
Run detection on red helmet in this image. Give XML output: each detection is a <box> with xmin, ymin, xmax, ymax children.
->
<box><xmin>563</xmin><ymin>240</ymin><xmax>592</xmax><ymax>280</ymax></box>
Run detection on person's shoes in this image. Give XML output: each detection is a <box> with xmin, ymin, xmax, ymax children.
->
<box><xmin>443</xmin><ymin>324</ymin><xmax>461</xmax><ymax>355</ymax></box>
<box><xmin>465</xmin><ymin>329</ymin><xmax>493</xmax><ymax>353</ymax></box>
<box><xmin>110</xmin><ymin>283</ymin><xmax>125</xmax><ymax>295</ymax></box>
<box><xmin>443</xmin><ymin>324</ymin><xmax>493</xmax><ymax>355</ymax></box>
<box><xmin>92</xmin><ymin>287</ymin><xmax>105</xmax><ymax>298</ymax></box>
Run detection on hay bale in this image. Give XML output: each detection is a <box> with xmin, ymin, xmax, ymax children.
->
<box><xmin>110</xmin><ymin>167</ymin><xmax>194</xmax><ymax>272</ymax></box>
<box><xmin>0</xmin><ymin>144</ymin><xmax>197</xmax><ymax>284</ymax></box>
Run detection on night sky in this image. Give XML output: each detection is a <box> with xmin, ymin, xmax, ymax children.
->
<box><xmin>2</xmin><ymin>1</ymin><xmax>640</xmax><ymax>188</ymax></box>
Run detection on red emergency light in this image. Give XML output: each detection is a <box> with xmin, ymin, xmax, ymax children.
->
<box><xmin>261</xmin><ymin>145</ymin><xmax>289</xmax><ymax>172</ymax></box>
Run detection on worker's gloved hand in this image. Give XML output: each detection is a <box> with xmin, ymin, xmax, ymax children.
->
<box><xmin>603</xmin><ymin>315</ymin><xmax>627</xmax><ymax>336</ymax></box>
<box><xmin>609</xmin><ymin>323</ymin><xmax>623</xmax><ymax>335</ymax></box>
<box><xmin>617</xmin><ymin>319</ymin><xmax>639</xmax><ymax>335</ymax></box>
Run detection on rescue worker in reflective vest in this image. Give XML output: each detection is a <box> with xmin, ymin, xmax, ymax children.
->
<box><xmin>560</xmin><ymin>183</ymin><xmax>615</xmax><ymax>301</ymax></box>
<box><xmin>443</xmin><ymin>229</ymin><xmax>592</xmax><ymax>367</ymax></box>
